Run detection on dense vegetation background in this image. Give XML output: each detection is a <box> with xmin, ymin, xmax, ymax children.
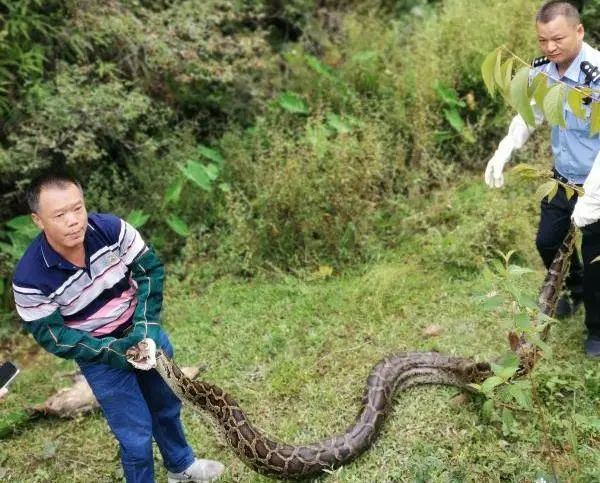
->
<box><xmin>0</xmin><ymin>0</ymin><xmax>573</xmax><ymax>286</ymax></box>
<box><xmin>1</xmin><ymin>1</ymin><xmax>600</xmax><ymax>481</ymax></box>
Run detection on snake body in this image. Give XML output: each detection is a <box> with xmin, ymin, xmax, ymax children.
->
<box><xmin>152</xmin><ymin>223</ymin><xmax>576</xmax><ymax>479</ymax></box>
<box><xmin>155</xmin><ymin>351</ymin><xmax>490</xmax><ymax>479</ymax></box>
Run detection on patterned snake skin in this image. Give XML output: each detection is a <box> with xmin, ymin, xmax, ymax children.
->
<box><xmin>148</xmin><ymin>225</ymin><xmax>576</xmax><ymax>479</ymax></box>
<box><xmin>154</xmin><ymin>350</ymin><xmax>490</xmax><ymax>479</ymax></box>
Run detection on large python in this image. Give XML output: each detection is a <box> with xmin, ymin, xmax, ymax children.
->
<box><xmin>139</xmin><ymin>223</ymin><xmax>577</xmax><ymax>480</ymax></box>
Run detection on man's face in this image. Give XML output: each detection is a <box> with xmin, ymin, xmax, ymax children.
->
<box><xmin>536</xmin><ymin>15</ymin><xmax>584</xmax><ymax>69</ymax></box>
<box><xmin>32</xmin><ymin>183</ymin><xmax>88</xmax><ymax>253</ymax></box>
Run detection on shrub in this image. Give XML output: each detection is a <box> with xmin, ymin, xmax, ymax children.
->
<box><xmin>214</xmin><ymin>104</ymin><xmax>402</xmax><ymax>270</ymax></box>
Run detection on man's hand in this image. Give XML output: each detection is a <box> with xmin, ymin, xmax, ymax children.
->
<box><xmin>484</xmin><ymin>145</ymin><xmax>512</xmax><ymax>188</ymax></box>
<box><xmin>126</xmin><ymin>338</ymin><xmax>157</xmax><ymax>370</ymax></box>
<box><xmin>484</xmin><ymin>114</ymin><xmax>534</xmax><ymax>188</ymax></box>
<box><xmin>572</xmin><ymin>196</ymin><xmax>600</xmax><ymax>228</ymax></box>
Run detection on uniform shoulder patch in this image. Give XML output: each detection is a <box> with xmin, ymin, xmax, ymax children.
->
<box><xmin>581</xmin><ymin>61</ymin><xmax>600</xmax><ymax>84</ymax></box>
<box><xmin>532</xmin><ymin>56</ymin><xmax>550</xmax><ymax>67</ymax></box>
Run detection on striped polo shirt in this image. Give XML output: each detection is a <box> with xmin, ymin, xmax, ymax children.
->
<box><xmin>13</xmin><ymin>213</ymin><xmax>147</xmax><ymax>336</ymax></box>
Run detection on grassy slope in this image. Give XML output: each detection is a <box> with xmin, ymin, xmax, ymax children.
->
<box><xmin>1</xmin><ymin>175</ymin><xmax>600</xmax><ymax>482</ymax></box>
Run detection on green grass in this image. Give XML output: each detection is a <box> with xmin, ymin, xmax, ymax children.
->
<box><xmin>1</xmin><ymin>175</ymin><xmax>600</xmax><ymax>482</ymax></box>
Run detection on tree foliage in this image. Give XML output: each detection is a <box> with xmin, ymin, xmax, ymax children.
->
<box><xmin>481</xmin><ymin>47</ymin><xmax>600</xmax><ymax>132</ymax></box>
<box><xmin>0</xmin><ymin>0</ymin><xmax>547</xmax><ymax>293</ymax></box>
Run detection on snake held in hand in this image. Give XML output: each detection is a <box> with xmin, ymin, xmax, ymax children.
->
<box><xmin>154</xmin><ymin>350</ymin><xmax>490</xmax><ymax>479</ymax></box>
<box><xmin>151</xmin><ymin>224</ymin><xmax>576</xmax><ymax>479</ymax></box>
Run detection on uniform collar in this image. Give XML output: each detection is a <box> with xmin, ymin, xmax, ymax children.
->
<box><xmin>556</xmin><ymin>42</ymin><xmax>588</xmax><ymax>82</ymax></box>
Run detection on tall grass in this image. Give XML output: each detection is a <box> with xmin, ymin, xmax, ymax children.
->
<box><xmin>204</xmin><ymin>0</ymin><xmax>548</xmax><ymax>271</ymax></box>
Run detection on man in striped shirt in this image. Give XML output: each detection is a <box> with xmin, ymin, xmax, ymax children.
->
<box><xmin>12</xmin><ymin>172</ymin><xmax>224</xmax><ymax>482</ymax></box>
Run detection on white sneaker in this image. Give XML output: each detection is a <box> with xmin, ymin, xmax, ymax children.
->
<box><xmin>167</xmin><ymin>458</ymin><xmax>224</xmax><ymax>482</ymax></box>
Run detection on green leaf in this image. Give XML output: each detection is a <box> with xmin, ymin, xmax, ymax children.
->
<box><xmin>444</xmin><ymin>108</ymin><xmax>465</xmax><ymax>132</ymax></box>
<box><xmin>198</xmin><ymin>145</ymin><xmax>225</xmax><ymax>167</ymax></box>
<box><xmin>6</xmin><ymin>215</ymin><xmax>38</xmax><ymax>237</ymax></box>
<box><xmin>433</xmin><ymin>130</ymin><xmax>455</xmax><ymax>142</ymax></box>
<box><xmin>179</xmin><ymin>160</ymin><xmax>212</xmax><ymax>192</ymax></box>
<box><xmin>306</xmin><ymin>123</ymin><xmax>330</xmax><ymax>158</ymax></box>
<box><xmin>508</xmin><ymin>286</ymin><xmax>539</xmax><ymax>310</ymax></box>
<box><xmin>543</xmin><ymin>84</ymin><xmax>566</xmax><ymax>127</ymax></box>
<box><xmin>514</xmin><ymin>312</ymin><xmax>531</xmax><ymax>330</ymax></box>
<box><xmin>511</xmin><ymin>163</ymin><xmax>545</xmax><ymax>180</ymax></box>
<box><xmin>126</xmin><ymin>209</ymin><xmax>149</xmax><ymax>228</ymax></box>
<box><xmin>434</xmin><ymin>82</ymin><xmax>465</xmax><ymax>107</ymax></box>
<box><xmin>501</xmin><ymin>407</ymin><xmax>515</xmax><ymax>435</ymax></box>
<box><xmin>493</xmin><ymin>50</ymin><xmax>504</xmax><ymax>93</ymax></box>
<box><xmin>528</xmin><ymin>72</ymin><xmax>545</xmax><ymax>97</ymax></box>
<box><xmin>591</xmin><ymin>101</ymin><xmax>600</xmax><ymax>136</ymax></box>
<box><xmin>507</xmin><ymin>264</ymin><xmax>535</xmax><ymax>277</ymax></box>
<box><xmin>218</xmin><ymin>182</ymin><xmax>231</xmax><ymax>192</ymax></box>
<box><xmin>277</xmin><ymin>92</ymin><xmax>309</xmax><ymax>114</ymax></box>
<box><xmin>481</xmin><ymin>294</ymin><xmax>505</xmax><ymax>311</ymax></box>
<box><xmin>306</xmin><ymin>55</ymin><xmax>334</xmax><ymax>79</ymax></box>
<box><xmin>491</xmin><ymin>353</ymin><xmax>519</xmax><ymax>380</ymax></box>
<box><xmin>507</xmin><ymin>384</ymin><xmax>532</xmax><ymax>408</ymax></box>
<box><xmin>326</xmin><ymin>113</ymin><xmax>353</xmax><ymax>133</ymax></box>
<box><xmin>567</xmin><ymin>88</ymin><xmax>587</xmax><ymax>119</ymax></box>
<box><xmin>533</xmin><ymin>74</ymin><xmax>551</xmax><ymax>109</ymax></box>
<box><xmin>482</xmin><ymin>399</ymin><xmax>495</xmax><ymax>421</ymax></box>
<box><xmin>165</xmin><ymin>214</ymin><xmax>190</xmax><ymax>237</ymax></box>
<box><xmin>481</xmin><ymin>49</ymin><xmax>499</xmax><ymax>96</ymax></box>
<box><xmin>204</xmin><ymin>163</ymin><xmax>219</xmax><ymax>181</ymax></box>
<box><xmin>537</xmin><ymin>312</ymin><xmax>557</xmax><ymax>324</ymax></box>
<box><xmin>480</xmin><ymin>375</ymin><xmax>504</xmax><ymax>394</ymax></box>
<box><xmin>165</xmin><ymin>179</ymin><xmax>183</xmax><ymax>204</ymax></box>
<box><xmin>509</xmin><ymin>67</ymin><xmax>535</xmax><ymax>126</ymax></box>
<box><xmin>502</xmin><ymin>249</ymin><xmax>517</xmax><ymax>264</ymax></box>
<box><xmin>461</xmin><ymin>127</ymin><xmax>476</xmax><ymax>144</ymax></box>
<box><xmin>547</xmin><ymin>181</ymin><xmax>559</xmax><ymax>201</ymax></box>
<box><xmin>501</xmin><ymin>58</ymin><xmax>514</xmax><ymax>96</ymax></box>
<box><xmin>564</xmin><ymin>186</ymin><xmax>576</xmax><ymax>200</ymax></box>
<box><xmin>530</xmin><ymin>335</ymin><xmax>553</xmax><ymax>358</ymax></box>
<box><xmin>535</xmin><ymin>180</ymin><xmax>559</xmax><ymax>201</ymax></box>
<box><xmin>497</xmin><ymin>365</ymin><xmax>518</xmax><ymax>381</ymax></box>
<box><xmin>496</xmin><ymin>352</ymin><xmax>520</xmax><ymax>371</ymax></box>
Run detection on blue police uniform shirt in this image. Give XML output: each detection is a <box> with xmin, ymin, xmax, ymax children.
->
<box><xmin>532</xmin><ymin>42</ymin><xmax>600</xmax><ymax>184</ymax></box>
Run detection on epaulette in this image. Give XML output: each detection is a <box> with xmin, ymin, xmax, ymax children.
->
<box><xmin>581</xmin><ymin>61</ymin><xmax>600</xmax><ymax>85</ymax></box>
<box><xmin>532</xmin><ymin>56</ymin><xmax>550</xmax><ymax>68</ymax></box>
<box><xmin>581</xmin><ymin>61</ymin><xmax>599</xmax><ymax>105</ymax></box>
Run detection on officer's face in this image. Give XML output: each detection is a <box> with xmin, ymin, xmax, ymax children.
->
<box><xmin>32</xmin><ymin>183</ymin><xmax>88</xmax><ymax>253</ymax></box>
<box><xmin>536</xmin><ymin>15</ymin><xmax>584</xmax><ymax>71</ymax></box>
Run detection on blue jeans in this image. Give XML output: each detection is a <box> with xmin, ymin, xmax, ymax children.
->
<box><xmin>78</xmin><ymin>330</ymin><xmax>195</xmax><ymax>483</ymax></box>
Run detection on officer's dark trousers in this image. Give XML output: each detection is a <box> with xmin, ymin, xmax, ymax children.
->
<box><xmin>536</xmin><ymin>186</ymin><xmax>600</xmax><ymax>337</ymax></box>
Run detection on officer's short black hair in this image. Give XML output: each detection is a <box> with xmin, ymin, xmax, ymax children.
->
<box><xmin>26</xmin><ymin>170</ymin><xmax>83</xmax><ymax>213</ymax></box>
<box><xmin>536</xmin><ymin>1</ymin><xmax>582</xmax><ymax>24</ymax></box>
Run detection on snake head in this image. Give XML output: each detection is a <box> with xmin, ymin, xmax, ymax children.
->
<box><xmin>126</xmin><ymin>339</ymin><xmax>152</xmax><ymax>363</ymax></box>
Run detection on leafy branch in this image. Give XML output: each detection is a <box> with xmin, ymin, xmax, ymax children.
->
<box><xmin>472</xmin><ymin>248</ymin><xmax>557</xmax><ymax>434</ymax></box>
<box><xmin>481</xmin><ymin>46</ymin><xmax>600</xmax><ymax>134</ymax></box>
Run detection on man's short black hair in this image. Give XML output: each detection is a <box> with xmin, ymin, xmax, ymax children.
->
<box><xmin>26</xmin><ymin>170</ymin><xmax>83</xmax><ymax>213</ymax></box>
<box><xmin>536</xmin><ymin>1</ymin><xmax>582</xmax><ymax>24</ymax></box>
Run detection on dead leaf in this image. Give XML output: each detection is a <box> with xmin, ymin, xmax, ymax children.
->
<box><xmin>449</xmin><ymin>393</ymin><xmax>471</xmax><ymax>406</ymax></box>
<box><xmin>422</xmin><ymin>324</ymin><xmax>443</xmax><ymax>337</ymax></box>
<box><xmin>31</xmin><ymin>366</ymin><xmax>204</xmax><ymax>418</ymax></box>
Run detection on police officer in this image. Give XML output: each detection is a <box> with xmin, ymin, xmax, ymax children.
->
<box><xmin>484</xmin><ymin>1</ymin><xmax>600</xmax><ymax>357</ymax></box>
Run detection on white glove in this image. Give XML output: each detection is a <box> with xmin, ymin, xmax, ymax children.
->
<box><xmin>485</xmin><ymin>114</ymin><xmax>535</xmax><ymax>188</ymax></box>
<box><xmin>573</xmin><ymin>151</ymin><xmax>600</xmax><ymax>228</ymax></box>
<box><xmin>127</xmin><ymin>338</ymin><xmax>157</xmax><ymax>370</ymax></box>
